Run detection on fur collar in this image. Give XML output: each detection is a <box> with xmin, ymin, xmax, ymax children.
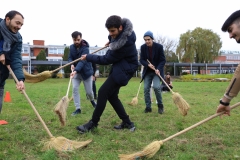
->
<box><xmin>109</xmin><ymin>18</ymin><xmax>133</xmax><ymax>50</ymax></box>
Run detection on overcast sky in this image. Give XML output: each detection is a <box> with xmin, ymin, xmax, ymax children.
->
<box><xmin>1</xmin><ymin>0</ymin><xmax>240</xmax><ymax>51</ymax></box>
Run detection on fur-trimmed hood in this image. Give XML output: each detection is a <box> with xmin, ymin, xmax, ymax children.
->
<box><xmin>109</xmin><ymin>18</ymin><xmax>135</xmax><ymax>50</ymax></box>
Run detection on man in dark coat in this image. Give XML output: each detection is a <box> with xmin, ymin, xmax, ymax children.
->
<box><xmin>76</xmin><ymin>15</ymin><xmax>138</xmax><ymax>133</ymax></box>
<box><xmin>0</xmin><ymin>10</ymin><xmax>25</xmax><ymax>113</ymax></box>
<box><xmin>69</xmin><ymin>31</ymin><xmax>96</xmax><ymax>116</ymax></box>
<box><xmin>140</xmin><ymin>31</ymin><xmax>166</xmax><ymax>114</ymax></box>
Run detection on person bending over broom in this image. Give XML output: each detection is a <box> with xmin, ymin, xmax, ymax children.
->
<box><xmin>216</xmin><ymin>10</ymin><xmax>240</xmax><ymax>116</ymax></box>
<box><xmin>0</xmin><ymin>10</ymin><xmax>25</xmax><ymax>114</ymax></box>
<box><xmin>69</xmin><ymin>31</ymin><xmax>97</xmax><ymax>116</ymax></box>
<box><xmin>76</xmin><ymin>15</ymin><xmax>138</xmax><ymax>133</ymax></box>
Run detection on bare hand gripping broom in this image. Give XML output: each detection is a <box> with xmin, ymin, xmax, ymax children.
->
<box><xmin>147</xmin><ymin>60</ymin><xmax>190</xmax><ymax>116</ymax></box>
<box><xmin>24</xmin><ymin>46</ymin><xmax>107</xmax><ymax>83</ymax></box>
<box><xmin>119</xmin><ymin>102</ymin><xmax>240</xmax><ymax>160</ymax></box>
<box><xmin>54</xmin><ymin>69</ymin><xmax>73</xmax><ymax>126</ymax></box>
<box><xmin>7</xmin><ymin>65</ymin><xmax>92</xmax><ymax>151</ymax></box>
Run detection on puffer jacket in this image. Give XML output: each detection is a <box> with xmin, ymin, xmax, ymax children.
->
<box><xmin>68</xmin><ymin>39</ymin><xmax>93</xmax><ymax>80</ymax></box>
<box><xmin>0</xmin><ymin>18</ymin><xmax>24</xmax><ymax>87</ymax></box>
<box><xmin>86</xmin><ymin>18</ymin><xmax>138</xmax><ymax>86</ymax></box>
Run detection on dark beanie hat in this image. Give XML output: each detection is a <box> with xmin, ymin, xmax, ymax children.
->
<box><xmin>143</xmin><ymin>31</ymin><xmax>154</xmax><ymax>40</ymax></box>
<box><xmin>222</xmin><ymin>10</ymin><xmax>240</xmax><ymax>32</ymax></box>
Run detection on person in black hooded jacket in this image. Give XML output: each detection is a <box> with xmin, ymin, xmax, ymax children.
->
<box><xmin>76</xmin><ymin>15</ymin><xmax>138</xmax><ymax>133</ymax></box>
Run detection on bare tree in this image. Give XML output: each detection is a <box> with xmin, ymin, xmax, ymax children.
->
<box><xmin>155</xmin><ymin>34</ymin><xmax>178</xmax><ymax>58</ymax></box>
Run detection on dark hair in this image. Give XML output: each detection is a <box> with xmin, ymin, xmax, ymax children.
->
<box><xmin>71</xmin><ymin>31</ymin><xmax>82</xmax><ymax>39</ymax></box>
<box><xmin>105</xmin><ymin>15</ymin><xmax>122</xmax><ymax>29</ymax></box>
<box><xmin>166</xmin><ymin>72</ymin><xmax>170</xmax><ymax>75</ymax></box>
<box><xmin>5</xmin><ymin>10</ymin><xmax>24</xmax><ymax>20</ymax></box>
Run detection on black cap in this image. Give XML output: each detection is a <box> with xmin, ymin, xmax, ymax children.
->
<box><xmin>222</xmin><ymin>10</ymin><xmax>240</xmax><ymax>32</ymax></box>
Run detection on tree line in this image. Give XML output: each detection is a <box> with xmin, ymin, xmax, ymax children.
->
<box><xmin>36</xmin><ymin>27</ymin><xmax>222</xmax><ymax>76</ymax></box>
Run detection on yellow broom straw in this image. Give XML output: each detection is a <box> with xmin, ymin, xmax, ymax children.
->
<box><xmin>7</xmin><ymin>65</ymin><xmax>92</xmax><ymax>151</ymax></box>
<box><xmin>24</xmin><ymin>46</ymin><xmax>107</xmax><ymax>83</ymax></box>
<box><xmin>129</xmin><ymin>82</ymin><xmax>142</xmax><ymax>106</ymax></box>
<box><xmin>54</xmin><ymin>71</ymin><xmax>73</xmax><ymax>126</ymax></box>
<box><xmin>119</xmin><ymin>102</ymin><xmax>240</xmax><ymax>160</ymax></box>
<box><xmin>147</xmin><ymin>60</ymin><xmax>190</xmax><ymax>116</ymax></box>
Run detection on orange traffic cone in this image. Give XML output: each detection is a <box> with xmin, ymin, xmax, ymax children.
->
<box><xmin>4</xmin><ymin>91</ymin><xmax>11</xmax><ymax>102</ymax></box>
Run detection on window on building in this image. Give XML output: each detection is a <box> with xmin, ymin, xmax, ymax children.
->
<box><xmin>49</xmin><ymin>48</ymin><xmax>64</xmax><ymax>54</ymax></box>
<box><xmin>21</xmin><ymin>47</ymin><xmax>29</xmax><ymax>53</ymax></box>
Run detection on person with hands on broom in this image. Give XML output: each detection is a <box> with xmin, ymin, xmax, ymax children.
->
<box><xmin>216</xmin><ymin>10</ymin><xmax>240</xmax><ymax>116</ymax></box>
<box><xmin>0</xmin><ymin>10</ymin><xmax>25</xmax><ymax>113</ymax></box>
<box><xmin>140</xmin><ymin>31</ymin><xmax>166</xmax><ymax>114</ymax></box>
<box><xmin>69</xmin><ymin>31</ymin><xmax>97</xmax><ymax>116</ymax></box>
<box><xmin>76</xmin><ymin>15</ymin><xmax>138</xmax><ymax>133</ymax></box>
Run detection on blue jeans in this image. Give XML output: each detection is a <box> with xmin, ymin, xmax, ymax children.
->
<box><xmin>144</xmin><ymin>72</ymin><xmax>162</xmax><ymax>108</ymax></box>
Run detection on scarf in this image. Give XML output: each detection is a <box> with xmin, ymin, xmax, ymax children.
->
<box><xmin>0</xmin><ymin>19</ymin><xmax>19</xmax><ymax>52</ymax></box>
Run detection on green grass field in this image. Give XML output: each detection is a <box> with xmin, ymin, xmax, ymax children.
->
<box><xmin>0</xmin><ymin>77</ymin><xmax>240</xmax><ymax>160</ymax></box>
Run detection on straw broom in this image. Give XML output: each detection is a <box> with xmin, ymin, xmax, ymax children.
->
<box><xmin>24</xmin><ymin>46</ymin><xmax>107</xmax><ymax>83</ymax></box>
<box><xmin>129</xmin><ymin>82</ymin><xmax>142</xmax><ymax>106</ymax></box>
<box><xmin>147</xmin><ymin>60</ymin><xmax>190</xmax><ymax>116</ymax></box>
<box><xmin>7</xmin><ymin>65</ymin><xmax>92</xmax><ymax>151</ymax></box>
<box><xmin>119</xmin><ymin>102</ymin><xmax>240</xmax><ymax>160</ymax></box>
<box><xmin>54</xmin><ymin>71</ymin><xmax>73</xmax><ymax>126</ymax></box>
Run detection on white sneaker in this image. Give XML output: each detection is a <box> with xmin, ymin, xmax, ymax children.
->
<box><xmin>156</xmin><ymin>100</ymin><xmax>158</xmax><ymax>104</ymax></box>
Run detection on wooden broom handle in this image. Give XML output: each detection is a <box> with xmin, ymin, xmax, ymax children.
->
<box><xmin>66</xmin><ymin>76</ymin><xmax>72</xmax><ymax>97</ymax></box>
<box><xmin>136</xmin><ymin>82</ymin><xmax>142</xmax><ymax>97</ymax></box>
<box><xmin>51</xmin><ymin>46</ymin><xmax>107</xmax><ymax>73</ymax></box>
<box><xmin>66</xmin><ymin>69</ymin><xmax>74</xmax><ymax>97</ymax></box>
<box><xmin>7</xmin><ymin>65</ymin><xmax>54</xmax><ymax>138</ymax></box>
<box><xmin>162</xmin><ymin>102</ymin><xmax>240</xmax><ymax>143</ymax></box>
<box><xmin>146</xmin><ymin>59</ymin><xmax>174</xmax><ymax>94</ymax></box>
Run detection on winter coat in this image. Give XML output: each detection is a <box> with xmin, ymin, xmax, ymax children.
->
<box><xmin>140</xmin><ymin>42</ymin><xmax>166</xmax><ymax>80</ymax></box>
<box><xmin>0</xmin><ymin>18</ymin><xmax>24</xmax><ymax>87</ymax></box>
<box><xmin>68</xmin><ymin>39</ymin><xmax>93</xmax><ymax>80</ymax></box>
<box><xmin>86</xmin><ymin>18</ymin><xmax>138</xmax><ymax>86</ymax></box>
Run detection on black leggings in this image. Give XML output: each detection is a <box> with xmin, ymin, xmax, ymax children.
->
<box><xmin>91</xmin><ymin>75</ymin><xmax>131</xmax><ymax>124</ymax></box>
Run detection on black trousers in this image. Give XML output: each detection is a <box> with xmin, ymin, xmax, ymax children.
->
<box><xmin>92</xmin><ymin>80</ymin><xmax>97</xmax><ymax>98</ymax></box>
<box><xmin>0</xmin><ymin>88</ymin><xmax>4</xmax><ymax>113</ymax></box>
<box><xmin>91</xmin><ymin>75</ymin><xmax>131</xmax><ymax>124</ymax></box>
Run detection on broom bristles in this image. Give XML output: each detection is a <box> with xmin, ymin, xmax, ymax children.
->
<box><xmin>128</xmin><ymin>97</ymin><xmax>138</xmax><ymax>106</ymax></box>
<box><xmin>23</xmin><ymin>68</ymin><xmax>52</xmax><ymax>83</ymax></box>
<box><xmin>119</xmin><ymin>140</ymin><xmax>163</xmax><ymax>160</ymax></box>
<box><xmin>172</xmin><ymin>92</ymin><xmax>190</xmax><ymax>116</ymax></box>
<box><xmin>43</xmin><ymin>136</ymin><xmax>92</xmax><ymax>151</ymax></box>
<box><xmin>54</xmin><ymin>96</ymin><xmax>69</xmax><ymax>126</ymax></box>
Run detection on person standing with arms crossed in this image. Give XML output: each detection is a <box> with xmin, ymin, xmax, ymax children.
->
<box><xmin>0</xmin><ymin>10</ymin><xmax>25</xmax><ymax>114</ymax></box>
<box><xmin>76</xmin><ymin>15</ymin><xmax>138</xmax><ymax>133</ymax></box>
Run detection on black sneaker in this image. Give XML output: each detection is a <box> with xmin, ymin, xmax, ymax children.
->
<box><xmin>91</xmin><ymin>100</ymin><xmax>97</xmax><ymax>108</ymax></box>
<box><xmin>71</xmin><ymin>109</ymin><xmax>81</xmax><ymax>116</ymax></box>
<box><xmin>158</xmin><ymin>104</ymin><xmax>164</xmax><ymax>114</ymax></box>
<box><xmin>114</xmin><ymin>122</ymin><xmax>136</xmax><ymax>132</ymax></box>
<box><xmin>144</xmin><ymin>107</ymin><xmax>152</xmax><ymax>113</ymax></box>
<box><xmin>76</xmin><ymin>120</ymin><xmax>97</xmax><ymax>134</ymax></box>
